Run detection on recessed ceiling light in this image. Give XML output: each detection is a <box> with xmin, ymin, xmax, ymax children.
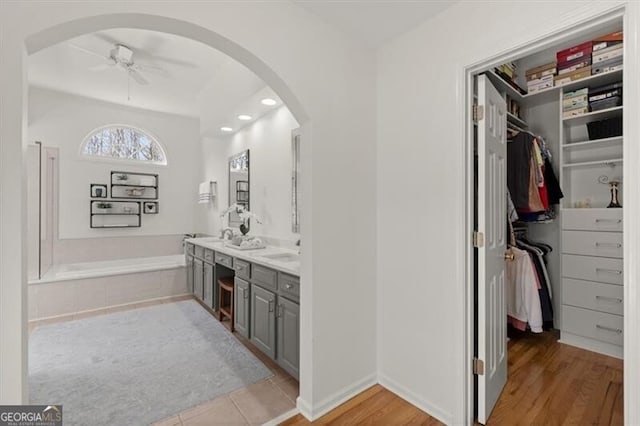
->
<box><xmin>220</xmin><ymin>127</ymin><xmax>233</xmax><ymax>132</ymax></box>
<box><xmin>238</xmin><ymin>114</ymin><xmax>252</xmax><ymax>121</ymax></box>
<box><xmin>261</xmin><ymin>98</ymin><xmax>277</xmax><ymax>106</ymax></box>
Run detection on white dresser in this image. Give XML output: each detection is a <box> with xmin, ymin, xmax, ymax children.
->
<box><xmin>560</xmin><ymin>208</ymin><xmax>623</xmax><ymax>357</ymax></box>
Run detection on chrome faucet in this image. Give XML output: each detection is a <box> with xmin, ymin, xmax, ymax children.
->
<box><xmin>220</xmin><ymin>228</ymin><xmax>234</xmax><ymax>240</ymax></box>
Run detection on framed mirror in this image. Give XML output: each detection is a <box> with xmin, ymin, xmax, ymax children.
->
<box><xmin>228</xmin><ymin>150</ymin><xmax>249</xmax><ymax>226</ymax></box>
<box><xmin>291</xmin><ymin>129</ymin><xmax>301</xmax><ymax>233</ymax></box>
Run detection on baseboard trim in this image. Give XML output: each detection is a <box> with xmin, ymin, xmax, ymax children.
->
<box><xmin>263</xmin><ymin>407</ymin><xmax>300</xmax><ymax>426</ymax></box>
<box><xmin>297</xmin><ymin>373</ymin><xmax>377</xmax><ymax>421</ymax></box>
<box><xmin>378</xmin><ymin>373</ymin><xmax>451</xmax><ymax>425</ymax></box>
<box><xmin>559</xmin><ymin>332</ymin><xmax>623</xmax><ymax>359</ymax></box>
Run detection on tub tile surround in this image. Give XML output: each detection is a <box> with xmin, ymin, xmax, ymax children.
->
<box><xmin>29</xmin><ymin>268</ymin><xmax>189</xmax><ymax>320</ymax></box>
<box><xmin>53</xmin><ymin>234</ymin><xmax>185</xmax><ymax>264</ymax></box>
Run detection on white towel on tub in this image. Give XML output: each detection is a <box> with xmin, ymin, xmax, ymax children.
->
<box><xmin>198</xmin><ymin>181</ymin><xmax>213</xmax><ymax>204</ymax></box>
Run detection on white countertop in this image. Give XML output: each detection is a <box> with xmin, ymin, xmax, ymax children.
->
<box><xmin>185</xmin><ymin>237</ymin><xmax>300</xmax><ymax>276</ymax></box>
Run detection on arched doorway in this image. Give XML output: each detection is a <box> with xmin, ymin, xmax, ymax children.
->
<box><xmin>18</xmin><ymin>12</ymin><xmax>312</xmax><ymax>422</ymax></box>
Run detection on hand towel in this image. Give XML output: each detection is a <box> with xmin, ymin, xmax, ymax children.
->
<box><xmin>198</xmin><ymin>181</ymin><xmax>212</xmax><ymax>204</ymax></box>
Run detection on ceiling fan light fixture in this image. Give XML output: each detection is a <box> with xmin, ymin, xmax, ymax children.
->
<box><xmin>261</xmin><ymin>98</ymin><xmax>277</xmax><ymax>106</ymax></box>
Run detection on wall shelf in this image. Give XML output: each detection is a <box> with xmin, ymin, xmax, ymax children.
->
<box><xmin>110</xmin><ymin>171</ymin><xmax>159</xmax><ymax>200</ymax></box>
<box><xmin>562</xmin><ymin>158</ymin><xmax>623</xmax><ymax>169</ymax></box>
<box><xmin>562</xmin><ymin>136</ymin><xmax>623</xmax><ymax>150</ymax></box>
<box><xmin>90</xmin><ymin>200</ymin><xmax>141</xmax><ymax>228</ymax></box>
<box><xmin>562</xmin><ymin>106</ymin><xmax>623</xmax><ymax>126</ymax></box>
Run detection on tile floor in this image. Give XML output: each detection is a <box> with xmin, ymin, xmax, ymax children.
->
<box><xmin>29</xmin><ymin>295</ymin><xmax>299</xmax><ymax>426</ymax></box>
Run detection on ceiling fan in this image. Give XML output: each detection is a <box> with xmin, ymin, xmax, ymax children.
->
<box><xmin>69</xmin><ymin>42</ymin><xmax>163</xmax><ymax>85</ymax></box>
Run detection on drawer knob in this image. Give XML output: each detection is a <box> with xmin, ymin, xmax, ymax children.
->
<box><xmin>596</xmin><ymin>268</ymin><xmax>622</xmax><ymax>275</ymax></box>
<box><xmin>285</xmin><ymin>283</ymin><xmax>293</xmax><ymax>289</ymax></box>
<box><xmin>595</xmin><ymin>295</ymin><xmax>623</xmax><ymax>303</ymax></box>
<box><xmin>596</xmin><ymin>324</ymin><xmax>622</xmax><ymax>334</ymax></box>
<box><xmin>595</xmin><ymin>242</ymin><xmax>622</xmax><ymax>248</ymax></box>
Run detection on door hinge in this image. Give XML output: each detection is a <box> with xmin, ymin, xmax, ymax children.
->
<box><xmin>473</xmin><ymin>231</ymin><xmax>484</xmax><ymax>248</ymax></box>
<box><xmin>473</xmin><ymin>104</ymin><xmax>484</xmax><ymax>124</ymax></box>
<box><xmin>473</xmin><ymin>358</ymin><xmax>484</xmax><ymax>376</ymax></box>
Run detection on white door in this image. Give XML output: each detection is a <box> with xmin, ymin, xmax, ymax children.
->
<box><xmin>476</xmin><ymin>74</ymin><xmax>508</xmax><ymax>424</ymax></box>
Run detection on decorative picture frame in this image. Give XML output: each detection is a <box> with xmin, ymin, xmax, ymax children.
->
<box><xmin>90</xmin><ymin>184</ymin><xmax>108</xmax><ymax>198</ymax></box>
<box><xmin>143</xmin><ymin>201</ymin><xmax>158</xmax><ymax>214</ymax></box>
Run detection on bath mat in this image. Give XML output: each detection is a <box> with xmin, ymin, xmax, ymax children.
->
<box><xmin>29</xmin><ymin>300</ymin><xmax>271</xmax><ymax>425</ymax></box>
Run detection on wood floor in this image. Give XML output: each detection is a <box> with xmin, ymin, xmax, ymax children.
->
<box><xmin>281</xmin><ymin>330</ymin><xmax>623</xmax><ymax>425</ymax></box>
<box><xmin>281</xmin><ymin>385</ymin><xmax>441</xmax><ymax>426</ymax></box>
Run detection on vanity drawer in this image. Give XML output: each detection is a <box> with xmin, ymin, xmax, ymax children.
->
<box><xmin>215</xmin><ymin>252</ymin><xmax>233</xmax><ymax>269</ymax></box>
<box><xmin>562</xmin><ymin>231</ymin><xmax>623</xmax><ymax>258</ymax></box>
<box><xmin>562</xmin><ymin>208</ymin><xmax>622</xmax><ymax>232</ymax></box>
<box><xmin>194</xmin><ymin>245</ymin><xmax>205</xmax><ymax>259</ymax></box>
<box><xmin>562</xmin><ymin>278</ymin><xmax>623</xmax><ymax>316</ymax></box>
<box><xmin>204</xmin><ymin>249</ymin><xmax>214</xmax><ymax>263</ymax></box>
<box><xmin>252</xmin><ymin>264</ymin><xmax>277</xmax><ymax>292</ymax></box>
<box><xmin>279</xmin><ymin>273</ymin><xmax>300</xmax><ymax>302</ymax></box>
<box><xmin>562</xmin><ymin>254</ymin><xmax>623</xmax><ymax>285</ymax></box>
<box><xmin>234</xmin><ymin>259</ymin><xmax>251</xmax><ymax>280</ymax></box>
<box><xmin>563</xmin><ymin>305</ymin><xmax>623</xmax><ymax>346</ymax></box>
<box><xmin>186</xmin><ymin>243</ymin><xmax>195</xmax><ymax>255</ymax></box>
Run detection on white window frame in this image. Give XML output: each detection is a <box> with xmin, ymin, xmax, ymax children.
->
<box><xmin>79</xmin><ymin>124</ymin><xmax>168</xmax><ymax>166</ymax></box>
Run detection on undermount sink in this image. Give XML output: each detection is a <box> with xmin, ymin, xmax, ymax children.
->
<box><xmin>261</xmin><ymin>253</ymin><xmax>300</xmax><ymax>262</ymax></box>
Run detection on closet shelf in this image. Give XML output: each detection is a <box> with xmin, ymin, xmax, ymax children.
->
<box><xmin>562</xmin><ymin>106</ymin><xmax>623</xmax><ymax>126</ymax></box>
<box><xmin>562</xmin><ymin>158</ymin><xmax>623</xmax><ymax>169</ymax></box>
<box><xmin>507</xmin><ymin>112</ymin><xmax>528</xmax><ymax>129</ymax></box>
<box><xmin>562</xmin><ymin>136</ymin><xmax>623</xmax><ymax>150</ymax></box>
<box><xmin>488</xmin><ymin>68</ymin><xmax>623</xmax><ymax>102</ymax></box>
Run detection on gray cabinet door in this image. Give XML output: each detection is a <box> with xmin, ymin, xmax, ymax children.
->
<box><xmin>234</xmin><ymin>277</ymin><xmax>250</xmax><ymax>338</ymax></box>
<box><xmin>193</xmin><ymin>258</ymin><xmax>204</xmax><ymax>301</ymax></box>
<box><xmin>250</xmin><ymin>284</ymin><xmax>276</xmax><ymax>359</ymax></box>
<box><xmin>186</xmin><ymin>255</ymin><xmax>194</xmax><ymax>293</ymax></box>
<box><xmin>277</xmin><ymin>297</ymin><xmax>300</xmax><ymax>379</ymax></box>
<box><xmin>203</xmin><ymin>262</ymin><xmax>214</xmax><ymax>308</ymax></box>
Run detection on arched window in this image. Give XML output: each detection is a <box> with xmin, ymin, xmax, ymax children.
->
<box><xmin>81</xmin><ymin>125</ymin><xmax>167</xmax><ymax>165</ymax></box>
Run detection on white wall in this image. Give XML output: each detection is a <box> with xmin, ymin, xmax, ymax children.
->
<box><xmin>28</xmin><ymin>87</ymin><xmax>200</xmax><ymax>239</ymax></box>
<box><xmin>196</xmin><ymin>106</ymin><xmax>299</xmax><ymax>242</ymax></box>
<box><xmin>376</xmin><ymin>1</ymin><xmax>636</xmax><ymax>424</ymax></box>
<box><xmin>0</xmin><ymin>3</ymin><xmax>377</xmax><ymax>417</ymax></box>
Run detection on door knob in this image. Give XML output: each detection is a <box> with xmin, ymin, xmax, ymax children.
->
<box><xmin>504</xmin><ymin>251</ymin><xmax>515</xmax><ymax>261</ymax></box>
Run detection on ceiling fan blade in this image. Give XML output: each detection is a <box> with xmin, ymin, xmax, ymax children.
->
<box><xmin>68</xmin><ymin>43</ymin><xmax>108</xmax><ymax>60</ymax></box>
<box><xmin>88</xmin><ymin>63</ymin><xmax>114</xmax><ymax>72</ymax></box>
<box><xmin>132</xmin><ymin>62</ymin><xmax>168</xmax><ymax>76</ymax></box>
<box><xmin>129</xmin><ymin>69</ymin><xmax>149</xmax><ymax>86</ymax></box>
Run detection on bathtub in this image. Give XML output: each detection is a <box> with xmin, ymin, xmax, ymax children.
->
<box><xmin>28</xmin><ymin>255</ymin><xmax>188</xmax><ymax>320</ymax></box>
<box><xmin>33</xmin><ymin>254</ymin><xmax>186</xmax><ymax>284</ymax></box>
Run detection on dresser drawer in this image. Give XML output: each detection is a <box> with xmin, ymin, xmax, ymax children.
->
<box><xmin>252</xmin><ymin>264</ymin><xmax>277</xmax><ymax>292</ymax></box>
<box><xmin>562</xmin><ymin>278</ymin><xmax>623</xmax><ymax>316</ymax></box>
<box><xmin>562</xmin><ymin>231</ymin><xmax>623</xmax><ymax>258</ymax></box>
<box><xmin>279</xmin><ymin>272</ymin><xmax>300</xmax><ymax>302</ymax></box>
<box><xmin>194</xmin><ymin>245</ymin><xmax>205</xmax><ymax>259</ymax></box>
<box><xmin>562</xmin><ymin>208</ymin><xmax>622</xmax><ymax>232</ymax></box>
<box><xmin>563</xmin><ymin>305</ymin><xmax>623</xmax><ymax>346</ymax></box>
<box><xmin>562</xmin><ymin>254</ymin><xmax>623</xmax><ymax>285</ymax></box>
<box><xmin>204</xmin><ymin>249</ymin><xmax>214</xmax><ymax>263</ymax></box>
<box><xmin>234</xmin><ymin>259</ymin><xmax>251</xmax><ymax>280</ymax></box>
<box><xmin>215</xmin><ymin>252</ymin><xmax>233</xmax><ymax>269</ymax></box>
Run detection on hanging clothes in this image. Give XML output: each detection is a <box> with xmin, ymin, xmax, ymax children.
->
<box><xmin>507</xmin><ymin>131</ymin><xmax>563</xmax><ymax>222</ymax></box>
<box><xmin>506</xmin><ymin>246</ymin><xmax>543</xmax><ymax>333</ymax></box>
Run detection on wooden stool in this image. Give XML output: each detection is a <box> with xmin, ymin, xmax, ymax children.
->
<box><xmin>218</xmin><ymin>277</ymin><xmax>235</xmax><ymax>331</ymax></box>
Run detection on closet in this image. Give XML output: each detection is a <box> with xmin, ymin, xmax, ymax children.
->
<box><xmin>480</xmin><ymin>17</ymin><xmax>625</xmax><ymax>359</ymax></box>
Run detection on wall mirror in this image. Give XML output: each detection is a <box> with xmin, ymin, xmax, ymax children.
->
<box><xmin>228</xmin><ymin>150</ymin><xmax>249</xmax><ymax>226</ymax></box>
<box><xmin>291</xmin><ymin>129</ymin><xmax>301</xmax><ymax>233</ymax></box>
